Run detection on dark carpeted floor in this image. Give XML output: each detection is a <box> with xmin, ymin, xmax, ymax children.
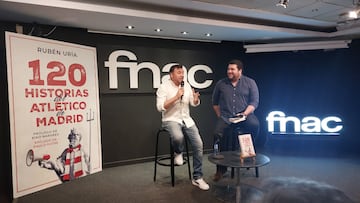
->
<box><xmin>10</xmin><ymin>151</ymin><xmax>360</xmax><ymax>203</ymax></box>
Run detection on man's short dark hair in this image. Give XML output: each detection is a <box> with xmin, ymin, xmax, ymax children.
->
<box><xmin>169</xmin><ymin>64</ymin><xmax>183</xmax><ymax>73</ymax></box>
<box><xmin>229</xmin><ymin>59</ymin><xmax>243</xmax><ymax>70</ymax></box>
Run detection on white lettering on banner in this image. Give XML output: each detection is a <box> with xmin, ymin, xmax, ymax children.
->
<box><xmin>104</xmin><ymin>50</ymin><xmax>213</xmax><ymax>89</ymax></box>
<box><xmin>188</xmin><ymin>65</ymin><xmax>213</xmax><ymax>89</ymax></box>
<box><xmin>266</xmin><ymin>111</ymin><xmax>343</xmax><ymax>135</ymax></box>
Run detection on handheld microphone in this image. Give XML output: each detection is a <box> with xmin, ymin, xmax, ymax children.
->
<box><xmin>180</xmin><ymin>81</ymin><xmax>184</xmax><ymax>100</ymax></box>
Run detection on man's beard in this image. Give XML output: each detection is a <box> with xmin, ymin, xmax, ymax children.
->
<box><xmin>228</xmin><ymin>74</ymin><xmax>236</xmax><ymax>81</ymax></box>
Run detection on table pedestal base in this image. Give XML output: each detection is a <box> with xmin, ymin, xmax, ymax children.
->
<box><xmin>211</xmin><ymin>183</ymin><xmax>263</xmax><ymax>203</ymax></box>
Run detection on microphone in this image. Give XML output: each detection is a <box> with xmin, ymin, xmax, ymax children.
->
<box><xmin>180</xmin><ymin>81</ymin><xmax>184</xmax><ymax>100</ymax></box>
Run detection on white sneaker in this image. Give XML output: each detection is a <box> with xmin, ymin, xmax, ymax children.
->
<box><xmin>174</xmin><ymin>153</ymin><xmax>183</xmax><ymax>165</ymax></box>
<box><xmin>192</xmin><ymin>178</ymin><xmax>210</xmax><ymax>191</ymax></box>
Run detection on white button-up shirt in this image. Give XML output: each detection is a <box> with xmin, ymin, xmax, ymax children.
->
<box><xmin>156</xmin><ymin>79</ymin><xmax>200</xmax><ymax>128</ymax></box>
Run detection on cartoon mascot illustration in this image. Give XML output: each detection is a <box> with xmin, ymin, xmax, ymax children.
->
<box><xmin>38</xmin><ymin>128</ymin><xmax>90</xmax><ymax>182</ymax></box>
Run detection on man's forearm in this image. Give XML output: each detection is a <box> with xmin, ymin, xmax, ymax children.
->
<box><xmin>163</xmin><ymin>94</ymin><xmax>180</xmax><ymax>110</ymax></box>
<box><xmin>242</xmin><ymin>105</ymin><xmax>255</xmax><ymax>116</ymax></box>
<box><xmin>213</xmin><ymin>105</ymin><xmax>221</xmax><ymax>117</ymax></box>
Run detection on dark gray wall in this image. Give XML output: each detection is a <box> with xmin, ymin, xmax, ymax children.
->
<box><xmin>0</xmin><ymin>21</ymin><xmax>12</xmax><ymax>203</ymax></box>
<box><xmin>1</xmin><ymin>21</ymin><xmax>360</xmax><ymax>201</ymax></box>
<box><xmin>244</xmin><ymin>44</ymin><xmax>360</xmax><ymax>156</ymax></box>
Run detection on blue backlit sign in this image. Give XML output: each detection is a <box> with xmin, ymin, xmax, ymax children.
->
<box><xmin>266</xmin><ymin>111</ymin><xmax>343</xmax><ymax>135</ymax></box>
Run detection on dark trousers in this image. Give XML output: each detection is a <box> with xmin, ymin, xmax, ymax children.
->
<box><xmin>214</xmin><ymin>114</ymin><xmax>259</xmax><ymax>173</ymax></box>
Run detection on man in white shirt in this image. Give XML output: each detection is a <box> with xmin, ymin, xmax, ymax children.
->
<box><xmin>156</xmin><ymin>64</ymin><xmax>209</xmax><ymax>191</ymax></box>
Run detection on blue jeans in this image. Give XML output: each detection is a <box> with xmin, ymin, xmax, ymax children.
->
<box><xmin>162</xmin><ymin>121</ymin><xmax>204</xmax><ymax>180</ymax></box>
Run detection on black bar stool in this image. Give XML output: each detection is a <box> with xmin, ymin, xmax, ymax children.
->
<box><xmin>153</xmin><ymin>128</ymin><xmax>191</xmax><ymax>186</ymax></box>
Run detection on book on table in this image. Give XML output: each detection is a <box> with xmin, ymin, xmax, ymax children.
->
<box><xmin>238</xmin><ymin>133</ymin><xmax>256</xmax><ymax>159</ymax></box>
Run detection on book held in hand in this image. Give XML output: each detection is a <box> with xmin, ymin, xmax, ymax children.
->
<box><xmin>229</xmin><ymin>114</ymin><xmax>246</xmax><ymax>123</ymax></box>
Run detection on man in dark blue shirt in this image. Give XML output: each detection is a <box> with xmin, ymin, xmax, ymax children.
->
<box><xmin>212</xmin><ymin>59</ymin><xmax>260</xmax><ymax>181</ymax></box>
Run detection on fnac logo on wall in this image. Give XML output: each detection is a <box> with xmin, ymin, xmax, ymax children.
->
<box><xmin>266</xmin><ymin>111</ymin><xmax>343</xmax><ymax>135</ymax></box>
<box><xmin>104</xmin><ymin>50</ymin><xmax>213</xmax><ymax>90</ymax></box>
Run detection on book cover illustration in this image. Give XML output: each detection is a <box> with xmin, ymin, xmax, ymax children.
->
<box><xmin>238</xmin><ymin>134</ymin><xmax>256</xmax><ymax>158</ymax></box>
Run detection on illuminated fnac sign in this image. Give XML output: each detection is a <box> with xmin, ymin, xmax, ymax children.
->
<box><xmin>104</xmin><ymin>50</ymin><xmax>213</xmax><ymax>89</ymax></box>
<box><xmin>266</xmin><ymin>111</ymin><xmax>343</xmax><ymax>135</ymax></box>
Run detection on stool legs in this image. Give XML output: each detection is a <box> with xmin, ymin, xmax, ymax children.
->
<box><xmin>153</xmin><ymin>129</ymin><xmax>161</xmax><ymax>182</ymax></box>
<box><xmin>170</xmin><ymin>141</ymin><xmax>175</xmax><ymax>186</ymax></box>
<box><xmin>154</xmin><ymin>129</ymin><xmax>192</xmax><ymax>187</ymax></box>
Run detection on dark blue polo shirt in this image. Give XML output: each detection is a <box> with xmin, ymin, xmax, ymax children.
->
<box><xmin>212</xmin><ymin>75</ymin><xmax>259</xmax><ymax>123</ymax></box>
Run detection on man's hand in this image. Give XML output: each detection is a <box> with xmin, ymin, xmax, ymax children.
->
<box><xmin>192</xmin><ymin>88</ymin><xmax>200</xmax><ymax>104</ymax></box>
<box><xmin>39</xmin><ymin>160</ymin><xmax>54</xmax><ymax>169</ymax></box>
<box><xmin>177</xmin><ymin>87</ymin><xmax>184</xmax><ymax>100</ymax></box>
<box><xmin>236</xmin><ymin>112</ymin><xmax>246</xmax><ymax>117</ymax></box>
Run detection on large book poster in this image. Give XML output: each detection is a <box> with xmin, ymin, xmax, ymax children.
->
<box><xmin>5</xmin><ymin>32</ymin><xmax>102</xmax><ymax>198</ymax></box>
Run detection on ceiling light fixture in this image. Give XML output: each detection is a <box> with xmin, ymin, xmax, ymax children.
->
<box><xmin>125</xmin><ymin>25</ymin><xmax>135</xmax><ymax>30</ymax></box>
<box><xmin>276</xmin><ymin>0</ymin><xmax>289</xmax><ymax>8</ymax></box>
<box><xmin>244</xmin><ymin>40</ymin><xmax>351</xmax><ymax>53</ymax></box>
<box><xmin>154</xmin><ymin>28</ymin><xmax>162</xmax><ymax>32</ymax></box>
<box><xmin>348</xmin><ymin>10</ymin><xmax>358</xmax><ymax>19</ymax></box>
<box><xmin>87</xmin><ymin>30</ymin><xmax>221</xmax><ymax>43</ymax></box>
<box><xmin>348</xmin><ymin>0</ymin><xmax>360</xmax><ymax>19</ymax></box>
<box><xmin>181</xmin><ymin>31</ymin><xmax>188</xmax><ymax>35</ymax></box>
<box><xmin>205</xmin><ymin>33</ymin><xmax>212</xmax><ymax>37</ymax></box>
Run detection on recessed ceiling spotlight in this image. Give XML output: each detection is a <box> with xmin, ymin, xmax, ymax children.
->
<box><xmin>349</xmin><ymin>10</ymin><xmax>358</xmax><ymax>19</ymax></box>
<box><xmin>154</xmin><ymin>28</ymin><xmax>162</xmax><ymax>32</ymax></box>
<box><xmin>205</xmin><ymin>33</ymin><xmax>213</xmax><ymax>37</ymax></box>
<box><xmin>126</xmin><ymin>25</ymin><xmax>135</xmax><ymax>30</ymax></box>
<box><xmin>181</xmin><ymin>31</ymin><xmax>188</xmax><ymax>35</ymax></box>
<box><xmin>276</xmin><ymin>0</ymin><xmax>289</xmax><ymax>8</ymax></box>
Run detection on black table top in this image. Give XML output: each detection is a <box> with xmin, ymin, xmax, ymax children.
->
<box><xmin>208</xmin><ymin>151</ymin><xmax>270</xmax><ymax>168</ymax></box>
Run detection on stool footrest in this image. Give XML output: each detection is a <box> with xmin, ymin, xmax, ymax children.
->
<box><xmin>153</xmin><ymin>128</ymin><xmax>192</xmax><ymax>186</ymax></box>
<box><xmin>156</xmin><ymin>156</ymin><xmax>188</xmax><ymax>167</ymax></box>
